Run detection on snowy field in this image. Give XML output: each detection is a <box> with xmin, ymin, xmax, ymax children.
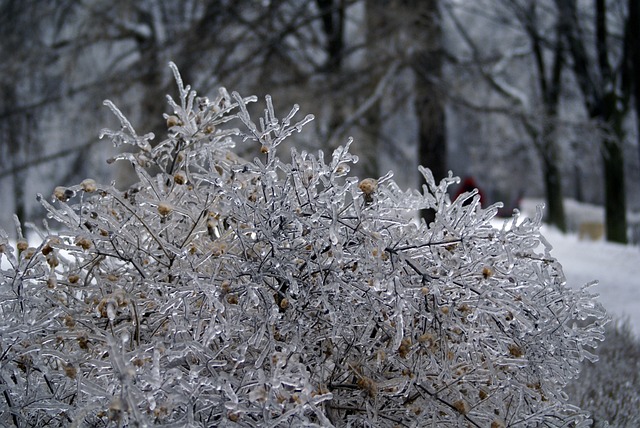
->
<box><xmin>518</xmin><ymin>199</ymin><xmax>640</xmax><ymax>338</ymax></box>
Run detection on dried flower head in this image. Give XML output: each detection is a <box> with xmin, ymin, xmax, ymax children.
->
<box><xmin>81</xmin><ymin>178</ymin><xmax>97</xmax><ymax>192</ymax></box>
<box><xmin>358</xmin><ymin>178</ymin><xmax>378</xmax><ymax>196</ymax></box>
<box><xmin>166</xmin><ymin>115</ymin><xmax>181</xmax><ymax>128</ymax></box>
<box><xmin>453</xmin><ymin>399</ymin><xmax>469</xmax><ymax>414</ymax></box>
<box><xmin>53</xmin><ymin>186</ymin><xmax>75</xmax><ymax>201</ymax></box>
<box><xmin>16</xmin><ymin>239</ymin><xmax>28</xmax><ymax>252</ymax></box>
<box><xmin>483</xmin><ymin>266</ymin><xmax>493</xmax><ymax>279</ymax></box>
<box><xmin>75</xmin><ymin>236</ymin><xmax>92</xmax><ymax>250</ymax></box>
<box><xmin>173</xmin><ymin>171</ymin><xmax>187</xmax><ymax>185</ymax></box>
<box><xmin>157</xmin><ymin>202</ymin><xmax>173</xmax><ymax>216</ymax></box>
<box><xmin>64</xmin><ymin>363</ymin><xmax>77</xmax><ymax>379</ymax></box>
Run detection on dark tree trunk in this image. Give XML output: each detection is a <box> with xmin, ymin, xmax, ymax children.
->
<box><xmin>316</xmin><ymin>0</ymin><xmax>346</xmax><ymax>143</ymax></box>
<box><xmin>601</xmin><ymin>93</ymin><xmax>628</xmax><ymax>242</ymax></box>
<box><xmin>603</xmin><ymin>138</ymin><xmax>627</xmax><ymax>242</ymax></box>
<box><xmin>542</xmin><ymin>154</ymin><xmax>567</xmax><ymax>232</ymax></box>
<box><xmin>532</xmin><ymin>2</ymin><xmax>567</xmax><ymax>232</ymax></box>
<box><xmin>359</xmin><ymin>0</ymin><xmax>389</xmax><ymax>179</ymax></box>
<box><xmin>406</xmin><ymin>0</ymin><xmax>446</xmax><ymax>223</ymax></box>
<box><xmin>316</xmin><ymin>0</ymin><xmax>345</xmax><ymax>73</ymax></box>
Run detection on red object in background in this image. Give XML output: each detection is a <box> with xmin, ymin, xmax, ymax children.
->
<box><xmin>454</xmin><ymin>176</ymin><xmax>485</xmax><ymax>207</ymax></box>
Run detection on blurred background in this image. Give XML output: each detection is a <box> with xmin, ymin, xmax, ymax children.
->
<box><xmin>1</xmin><ymin>0</ymin><xmax>639</xmax><ymax>243</ymax></box>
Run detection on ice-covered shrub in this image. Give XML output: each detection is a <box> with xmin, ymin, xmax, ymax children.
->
<box><xmin>0</xmin><ymin>63</ymin><xmax>607</xmax><ymax>427</ymax></box>
<box><xmin>566</xmin><ymin>320</ymin><xmax>640</xmax><ymax>427</ymax></box>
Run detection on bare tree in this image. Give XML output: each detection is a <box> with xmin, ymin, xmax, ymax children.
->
<box><xmin>444</xmin><ymin>0</ymin><xmax>572</xmax><ymax>231</ymax></box>
<box><xmin>509</xmin><ymin>0</ymin><xmax>568</xmax><ymax>232</ymax></box>
<box><xmin>556</xmin><ymin>0</ymin><xmax>632</xmax><ymax>243</ymax></box>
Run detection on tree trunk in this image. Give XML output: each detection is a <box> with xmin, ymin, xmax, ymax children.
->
<box><xmin>602</xmin><ymin>93</ymin><xmax>628</xmax><ymax>243</ymax></box>
<box><xmin>603</xmin><ymin>138</ymin><xmax>627</xmax><ymax>242</ymax></box>
<box><xmin>317</xmin><ymin>0</ymin><xmax>346</xmax><ymax>141</ymax></box>
<box><xmin>416</xmin><ymin>86</ymin><xmax>447</xmax><ymax>183</ymax></box>
<box><xmin>406</xmin><ymin>0</ymin><xmax>446</xmax><ymax>222</ymax></box>
<box><xmin>2</xmin><ymin>82</ymin><xmax>28</xmax><ymax>226</ymax></box>
<box><xmin>359</xmin><ymin>0</ymin><xmax>388</xmax><ymax>179</ymax></box>
<box><xmin>542</xmin><ymin>154</ymin><xmax>567</xmax><ymax>232</ymax></box>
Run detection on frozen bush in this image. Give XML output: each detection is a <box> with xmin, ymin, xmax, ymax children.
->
<box><xmin>0</xmin><ymin>63</ymin><xmax>607</xmax><ymax>427</ymax></box>
<box><xmin>566</xmin><ymin>320</ymin><xmax>640</xmax><ymax>427</ymax></box>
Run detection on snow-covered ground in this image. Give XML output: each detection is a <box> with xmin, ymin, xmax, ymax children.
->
<box><xmin>518</xmin><ymin>199</ymin><xmax>640</xmax><ymax>337</ymax></box>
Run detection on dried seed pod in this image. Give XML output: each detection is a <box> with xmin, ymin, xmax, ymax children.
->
<box><xmin>453</xmin><ymin>399</ymin><xmax>469</xmax><ymax>414</ymax></box>
<box><xmin>75</xmin><ymin>236</ymin><xmax>92</xmax><ymax>250</ymax></box>
<box><xmin>64</xmin><ymin>363</ymin><xmax>77</xmax><ymax>379</ymax></box>
<box><xmin>356</xmin><ymin>376</ymin><xmax>377</xmax><ymax>397</ymax></box>
<box><xmin>173</xmin><ymin>171</ymin><xmax>187</xmax><ymax>185</ymax></box>
<box><xmin>358</xmin><ymin>178</ymin><xmax>378</xmax><ymax>203</ymax></box>
<box><xmin>482</xmin><ymin>266</ymin><xmax>493</xmax><ymax>279</ymax></box>
<box><xmin>508</xmin><ymin>344</ymin><xmax>524</xmax><ymax>358</ymax></box>
<box><xmin>211</xmin><ymin>242</ymin><xmax>226</xmax><ymax>257</ymax></box>
<box><xmin>157</xmin><ymin>202</ymin><xmax>173</xmax><ymax>216</ymax></box>
<box><xmin>358</xmin><ymin>178</ymin><xmax>378</xmax><ymax>195</ymax></box>
<box><xmin>398</xmin><ymin>338</ymin><xmax>412</xmax><ymax>358</ymax></box>
<box><xmin>77</xmin><ymin>334</ymin><xmax>89</xmax><ymax>350</ymax></box>
<box><xmin>166</xmin><ymin>115</ymin><xmax>181</xmax><ymax>128</ymax></box>
<box><xmin>64</xmin><ymin>314</ymin><xmax>75</xmax><ymax>328</ymax></box>
<box><xmin>54</xmin><ymin>186</ymin><xmax>75</xmax><ymax>202</ymax></box>
<box><xmin>81</xmin><ymin>179</ymin><xmax>97</xmax><ymax>192</ymax></box>
<box><xmin>16</xmin><ymin>240</ymin><xmax>28</xmax><ymax>252</ymax></box>
<box><xmin>418</xmin><ymin>333</ymin><xmax>434</xmax><ymax>343</ymax></box>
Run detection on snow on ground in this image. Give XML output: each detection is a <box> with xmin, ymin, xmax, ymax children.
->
<box><xmin>518</xmin><ymin>199</ymin><xmax>640</xmax><ymax>337</ymax></box>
